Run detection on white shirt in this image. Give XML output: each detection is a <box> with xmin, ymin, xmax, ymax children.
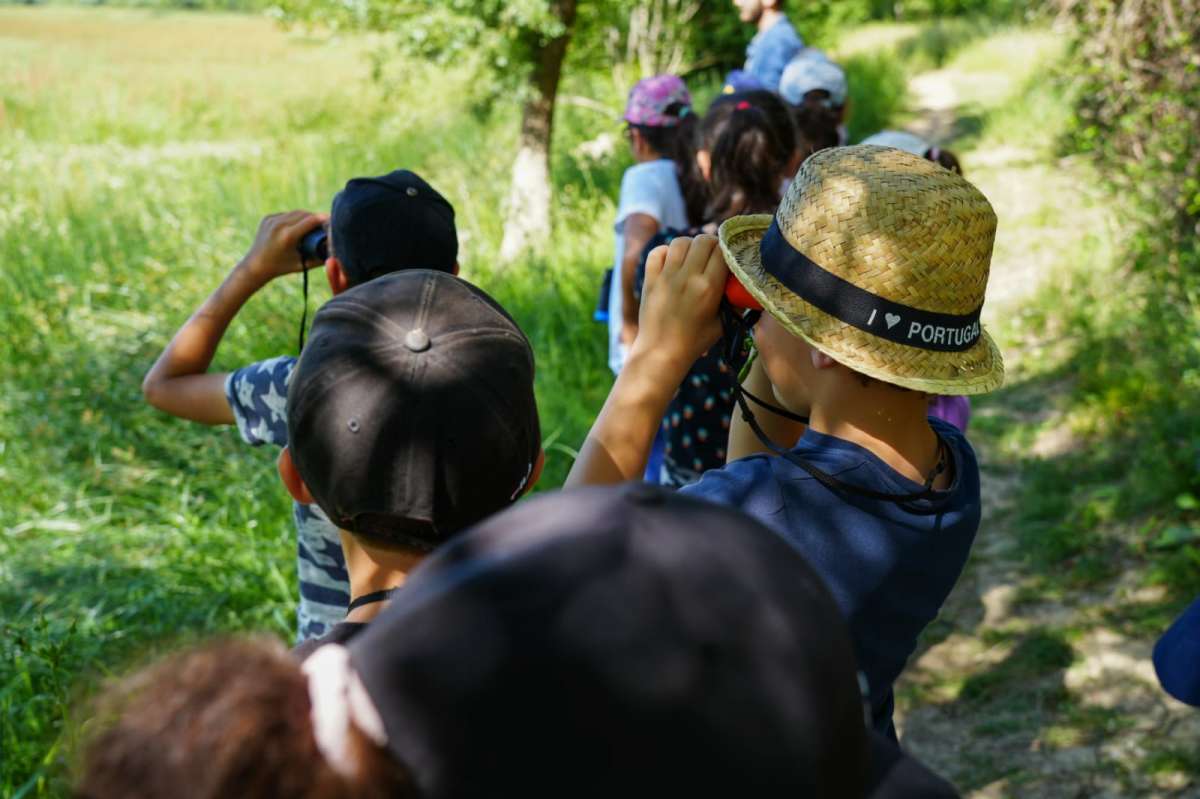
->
<box><xmin>608</xmin><ymin>159</ymin><xmax>688</xmax><ymax>375</ymax></box>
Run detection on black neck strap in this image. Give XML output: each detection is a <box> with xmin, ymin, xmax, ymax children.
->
<box><xmin>759</xmin><ymin>219</ymin><xmax>983</xmax><ymax>353</ymax></box>
<box><xmin>298</xmin><ymin>260</ymin><xmax>309</xmax><ymax>353</ymax></box>
<box><xmin>733</xmin><ymin>386</ymin><xmax>953</xmax><ymax>508</ymax></box>
<box><xmin>346</xmin><ymin>587</ymin><xmax>400</xmax><ymax>615</ymax></box>
<box><xmin>741</xmin><ymin>384</ymin><xmax>809</xmax><ymax>424</ymax></box>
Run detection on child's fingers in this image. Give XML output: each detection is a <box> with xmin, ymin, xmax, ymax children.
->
<box><xmin>283</xmin><ymin>211</ymin><xmax>323</xmax><ymax>240</ymax></box>
<box><xmin>679</xmin><ymin>234</ymin><xmax>719</xmax><ymax>277</ymax></box>
<box><xmin>660</xmin><ymin>236</ymin><xmax>694</xmax><ymax>277</ymax></box>
<box><xmin>700</xmin><ymin>235</ymin><xmax>730</xmax><ymax>278</ymax></box>
<box><xmin>643</xmin><ymin>244</ymin><xmax>669</xmax><ymax>291</ymax></box>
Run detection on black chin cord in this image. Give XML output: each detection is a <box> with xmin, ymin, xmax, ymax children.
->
<box><xmin>733</xmin><ymin>387</ymin><xmax>952</xmax><ymax>506</ymax></box>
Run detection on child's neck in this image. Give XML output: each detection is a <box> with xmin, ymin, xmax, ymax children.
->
<box><xmin>807</xmin><ymin>385</ymin><xmax>948</xmax><ymax>489</ymax></box>
<box><xmin>339</xmin><ymin>531</ymin><xmax>424</xmax><ymax>624</ymax></box>
<box><xmin>758</xmin><ymin>7</ymin><xmax>784</xmax><ymax>33</ymax></box>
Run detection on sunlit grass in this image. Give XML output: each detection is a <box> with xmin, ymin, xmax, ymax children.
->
<box><xmin>0</xmin><ymin>8</ymin><xmax>622</xmax><ymax>794</ymax></box>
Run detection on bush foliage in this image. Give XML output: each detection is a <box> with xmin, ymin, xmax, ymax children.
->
<box><xmin>1050</xmin><ymin>0</ymin><xmax>1200</xmax><ymax>595</ymax></box>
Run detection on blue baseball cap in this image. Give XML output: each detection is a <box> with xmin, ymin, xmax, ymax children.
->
<box><xmin>1154</xmin><ymin>596</ymin><xmax>1200</xmax><ymax>706</ymax></box>
<box><xmin>722</xmin><ymin>69</ymin><xmax>765</xmax><ymax>94</ymax></box>
<box><xmin>780</xmin><ymin>49</ymin><xmax>848</xmax><ymax>108</ymax></box>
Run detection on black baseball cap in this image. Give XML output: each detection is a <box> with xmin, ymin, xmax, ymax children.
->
<box><xmin>329</xmin><ymin>169</ymin><xmax>457</xmax><ymax>286</ymax></box>
<box><xmin>286</xmin><ymin>270</ymin><xmax>540</xmax><ymax>552</ymax></box>
<box><xmin>348</xmin><ymin>483</ymin><xmax>873</xmax><ymax>796</ymax></box>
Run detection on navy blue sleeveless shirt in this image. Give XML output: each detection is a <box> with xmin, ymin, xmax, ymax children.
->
<box><xmin>681</xmin><ymin>417</ymin><xmax>980</xmax><ymax>736</ymax></box>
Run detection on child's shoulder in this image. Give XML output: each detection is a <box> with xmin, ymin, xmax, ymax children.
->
<box><xmin>680</xmin><ymin>454</ymin><xmax>776</xmax><ymax>504</ymax></box>
<box><xmin>622</xmin><ymin>159</ymin><xmax>675</xmax><ymax>186</ymax></box>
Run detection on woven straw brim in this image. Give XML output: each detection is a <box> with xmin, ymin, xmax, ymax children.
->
<box><xmin>719</xmin><ymin>214</ymin><xmax>1004</xmax><ymax>395</ymax></box>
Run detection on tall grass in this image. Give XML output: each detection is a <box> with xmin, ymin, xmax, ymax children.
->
<box><xmin>0</xmin><ymin>8</ymin><xmax>625</xmax><ymax>793</ymax></box>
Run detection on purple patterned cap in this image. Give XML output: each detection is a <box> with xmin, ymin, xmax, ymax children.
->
<box><xmin>623</xmin><ymin>75</ymin><xmax>692</xmax><ymax>127</ymax></box>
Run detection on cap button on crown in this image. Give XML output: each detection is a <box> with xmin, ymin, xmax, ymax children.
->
<box><xmin>406</xmin><ymin>187</ymin><xmax>418</xmax><ymax>197</ymax></box>
<box><xmin>404</xmin><ymin>328</ymin><xmax>431</xmax><ymax>352</ymax></box>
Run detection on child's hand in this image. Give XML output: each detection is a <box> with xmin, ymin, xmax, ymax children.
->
<box><xmin>239</xmin><ymin>210</ymin><xmax>328</xmax><ymax>283</ymax></box>
<box><xmin>632</xmin><ymin>234</ymin><xmax>727</xmax><ymax>373</ymax></box>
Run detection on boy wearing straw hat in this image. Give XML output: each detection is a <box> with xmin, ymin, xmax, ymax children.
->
<box><xmin>567</xmin><ymin>144</ymin><xmax>1002</xmax><ymax>738</ymax></box>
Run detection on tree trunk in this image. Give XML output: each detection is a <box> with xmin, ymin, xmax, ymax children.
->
<box><xmin>498</xmin><ymin>0</ymin><xmax>577</xmax><ymax>264</ymax></box>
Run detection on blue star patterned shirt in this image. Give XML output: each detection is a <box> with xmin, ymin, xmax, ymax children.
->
<box><xmin>225</xmin><ymin>355</ymin><xmax>349</xmax><ymax>641</ymax></box>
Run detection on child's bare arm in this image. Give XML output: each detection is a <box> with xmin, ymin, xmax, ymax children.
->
<box><xmin>567</xmin><ymin>235</ymin><xmax>727</xmax><ymax>486</ymax></box>
<box><xmin>142</xmin><ymin>210</ymin><xmax>325</xmax><ymax>425</ymax></box>
<box><xmin>619</xmin><ymin>213</ymin><xmax>660</xmax><ymax>347</ymax></box>
<box><xmin>725</xmin><ymin>357</ymin><xmax>807</xmax><ymax>462</ymax></box>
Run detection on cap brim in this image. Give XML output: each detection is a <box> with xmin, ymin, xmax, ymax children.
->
<box><xmin>718</xmin><ymin>215</ymin><xmax>1004</xmax><ymax>396</ymax></box>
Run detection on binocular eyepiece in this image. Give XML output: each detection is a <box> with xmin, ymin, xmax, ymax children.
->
<box><xmin>298</xmin><ymin>227</ymin><xmax>329</xmax><ymax>263</ymax></box>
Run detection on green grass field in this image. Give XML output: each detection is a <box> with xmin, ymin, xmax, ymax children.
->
<box><xmin>0</xmin><ymin>8</ymin><xmax>626</xmax><ymax>793</ymax></box>
<box><xmin>2</xmin><ymin>6</ymin><xmax>1197</xmax><ymax>797</ymax></box>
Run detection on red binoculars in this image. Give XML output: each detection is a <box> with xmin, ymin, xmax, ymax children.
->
<box><xmin>724</xmin><ymin>273</ymin><xmax>763</xmax><ymax>311</ymax></box>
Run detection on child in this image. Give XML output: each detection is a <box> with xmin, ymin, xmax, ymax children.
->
<box><xmin>780</xmin><ymin>49</ymin><xmax>850</xmax><ymax>147</ymax></box>
<box><xmin>567</xmin><ymin>145</ymin><xmax>1003</xmax><ymax>738</ymax></box>
<box><xmin>279</xmin><ymin>269</ymin><xmax>543</xmax><ymax>656</ymax></box>
<box><xmin>734</xmin><ymin>0</ymin><xmax>805</xmax><ymax>92</ymax></box>
<box><xmin>75</xmin><ymin>485</ymin><xmax>960</xmax><ymax>798</ymax></box>
<box><xmin>141</xmin><ymin>171</ymin><xmax>459</xmax><ymax>641</ymax></box>
<box><xmin>608</xmin><ymin>75</ymin><xmax>705</xmax><ymax>377</ymax></box>
<box><xmin>861</xmin><ymin>130</ymin><xmax>963</xmax><ymax>174</ymax></box>
<box><xmin>655</xmin><ymin>97</ymin><xmax>794</xmax><ymax>486</ymax></box>
<box><xmin>706</xmin><ymin>90</ymin><xmax>801</xmax><ymax>180</ymax></box>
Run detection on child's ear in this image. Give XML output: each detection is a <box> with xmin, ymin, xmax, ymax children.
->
<box><xmin>696</xmin><ymin>149</ymin><xmax>712</xmax><ymax>182</ymax></box>
<box><xmin>277</xmin><ymin>448</ymin><xmax>315</xmax><ymax>504</ymax></box>
<box><xmin>451</xmin><ymin>261</ymin><xmax>461</xmax><ymax>276</ymax></box>
<box><xmin>325</xmin><ymin>258</ymin><xmax>350</xmax><ymax>295</ymax></box>
<box><xmin>522</xmin><ymin>449</ymin><xmax>547</xmax><ymax>496</ymax></box>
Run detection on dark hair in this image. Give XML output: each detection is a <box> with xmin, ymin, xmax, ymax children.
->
<box><xmin>925</xmin><ymin>146</ymin><xmax>963</xmax><ymax>175</ymax></box>
<box><xmin>632</xmin><ymin>103</ymin><xmax>706</xmax><ymax>226</ymax></box>
<box><xmin>75</xmin><ymin>638</ymin><xmax>415</xmax><ymax>799</ymax></box>
<box><xmin>698</xmin><ymin>99</ymin><xmax>790</xmax><ymax>222</ymax></box>
<box><xmin>717</xmin><ymin>90</ymin><xmax>798</xmax><ymax>166</ymax></box>
<box><xmin>792</xmin><ymin>103</ymin><xmax>841</xmax><ymax>161</ymax></box>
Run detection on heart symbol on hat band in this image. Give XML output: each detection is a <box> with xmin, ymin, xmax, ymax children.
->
<box><xmin>885</xmin><ymin>313</ymin><xmax>901</xmax><ymax>329</ymax></box>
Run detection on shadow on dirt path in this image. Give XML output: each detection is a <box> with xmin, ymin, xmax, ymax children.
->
<box><xmin>888</xmin><ymin>44</ymin><xmax>1200</xmax><ymax>799</ymax></box>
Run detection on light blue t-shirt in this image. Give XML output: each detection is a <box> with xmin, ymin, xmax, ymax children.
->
<box><xmin>225</xmin><ymin>355</ymin><xmax>350</xmax><ymax>642</ymax></box>
<box><xmin>681</xmin><ymin>417</ymin><xmax>980</xmax><ymax>737</ymax></box>
<box><xmin>609</xmin><ymin>159</ymin><xmax>689</xmax><ymax>375</ymax></box>
<box><xmin>745</xmin><ymin>15</ymin><xmax>804</xmax><ymax>92</ymax></box>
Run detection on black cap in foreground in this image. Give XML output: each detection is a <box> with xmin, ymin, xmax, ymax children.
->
<box><xmin>348</xmin><ymin>483</ymin><xmax>872</xmax><ymax>797</ymax></box>
<box><xmin>286</xmin><ymin>270</ymin><xmax>540</xmax><ymax>551</ymax></box>
<box><xmin>330</xmin><ymin>169</ymin><xmax>457</xmax><ymax>285</ymax></box>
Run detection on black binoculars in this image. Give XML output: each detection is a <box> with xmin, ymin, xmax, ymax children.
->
<box><xmin>298</xmin><ymin>227</ymin><xmax>329</xmax><ymax>263</ymax></box>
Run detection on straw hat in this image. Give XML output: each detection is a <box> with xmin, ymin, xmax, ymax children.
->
<box><xmin>718</xmin><ymin>144</ymin><xmax>1002</xmax><ymax>394</ymax></box>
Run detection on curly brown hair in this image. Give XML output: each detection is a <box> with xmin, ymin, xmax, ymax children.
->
<box><xmin>74</xmin><ymin>637</ymin><xmax>415</xmax><ymax>799</ymax></box>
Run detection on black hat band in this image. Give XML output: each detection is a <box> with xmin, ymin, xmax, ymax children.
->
<box><xmin>759</xmin><ymin>218</ymin><xmax>983</xmax><ymax>353</ymax></box>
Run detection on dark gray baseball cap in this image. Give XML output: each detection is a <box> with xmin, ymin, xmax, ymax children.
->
<box><xmin>349</xmin><ymin>483</ymin><xmax>873</xmax><ymax>796</ymax></box>
<box><xmin>286</xmin><ymin>270</ymin><xmax>540</xmax><ymax>551</ymax></box>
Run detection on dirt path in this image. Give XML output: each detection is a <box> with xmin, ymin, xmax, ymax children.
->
<box><xmin>890</xmin><ymin>65</ymin><xmax>1200</xmax><ymax>798</ymax></box>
